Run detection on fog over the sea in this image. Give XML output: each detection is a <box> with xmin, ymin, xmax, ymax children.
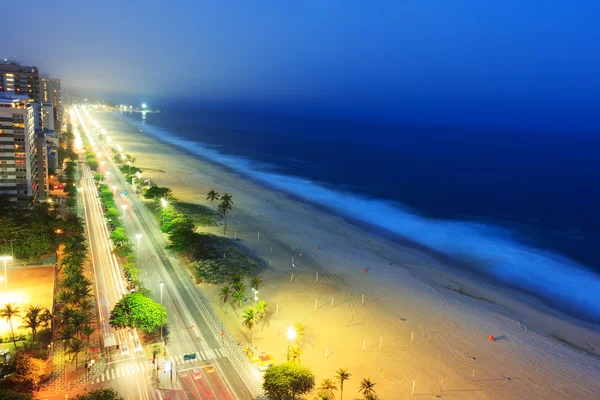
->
<box><xmin>4</xmin><ymin>1</ymin><xmax>600</xmax><ymax>131</ymax></box>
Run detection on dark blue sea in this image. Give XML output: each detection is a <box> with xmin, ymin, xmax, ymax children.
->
<box><xmin>119</xmin><ymin>106</ymin><xmax>600</xmax><ymax>323</ymax></box>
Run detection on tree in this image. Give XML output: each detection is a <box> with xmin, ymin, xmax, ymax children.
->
<box><xmin>40</xmin><ymin>308</ymin><xmax>53</xmax><ymax>330</ymax></box>
<box><xmin>293</xmin><ymin>322</ymin><xmax>306</xmax><ymax>344</ymax></box>
<box><xmin>109</xmin><ymin>293</ymin><xmax>167</xmax><ymax>333</ymax></box>
<box><xmin>263</xmin><ymin>362</ymin><xmax>315</xmax><ymax>400</ymax></box>
<box><xmin>110</xmin><ymin>227</ymin><xmax>129</xmax><ymax>247</ymax></box>
<box><xmin>82</xmin><ymin>324</ymin><xmax>94</xmax><ymax>347</ymax></box>
<box><xmin>20</xmin><ymin>305</ymin><xmax>43</xmax><ymax>343</ymax></box>
<box><xmin>232</xmin><ymin>289</ymin><xmax>245</xmax><ymax>312</ymax></box>
<box><xmin>206</xmin><ymin>189</ymin><xmax>220</xmax><ymax>207</ymax></box>
<box><xmin>288</xmin><ymin>344</ymin><xmax>302</xmax><ymax>364</ymax></box>
<box><xmin>335</xmin><ymin>368</ymin><xmax>351</xmax><ymax>400</ymax></box>
<box><xmin>218</xmin><ymin>193</ymin><xmax>233</xmax><ymax>234</ymax></box>
<box><xmin>318</xmin><ymin>378</ymin><xmax>338</xmax><ymax>399</ymax></box>
<box><xmin>69</xmin><ymin>338</ymin><xmax>85</xmax><ymax>369</ymax></box>
<box><xmin>74</xmin><ymin>388</ymin><xmax>124</xmax><ymax>400</ymax></box>
<box><xmin>219</xmin><ymin>286</ymin><xmax>231</xmax><ymax>312</ymax></box>
<box><xmin>359</xmin><ymin>378</ymin><xmax>376</xmax><ymax>399</ymax></box>
<box><xmin>0</xmin><ymin>389</ymin><xmax>34</xmax><ymax>400</ymax></box>
<box><xmin>255</xmin><ymin>300</ymin><xmax>268</xmax><ymax>328</ymax></box>
<box><xmin>7</xmin><ymin>353</ymin><xmax>46</xmax><ymax>389</ymax></box>
<box><xmin>0</xmin><ymin>303</ymin><xmax>21</xmax><ymax>348</ymax></box>
<box><xmin>251</xmin><ymin>275</ymin><xmax>262</xmax><ymax>291</ymax></box>
<box><xmin>144</xmin><ymin>185</ymin><xmax>171</xmax><ymax>200</ymax></box>
<box><xmin>242</xmin><ymin>307</ymin><xmax>257</xmax><ymax>344</ymax></box>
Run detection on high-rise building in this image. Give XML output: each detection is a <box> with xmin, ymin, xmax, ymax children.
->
<box><xmin>41</xmin><ymin>102</ymin><xmax>54</xmax><ymax>131</ymax></box>
<box><xmin>41</xmin><ymin>77</ymin><xmax>61</xmax><ymax>125</ymax></box>
<box><xmin>35</xmin><ymin>133</ymin><xmax>49</xmax><ymax>201</ymax></box>
<box><xmin>0</xmin><ymin>94</ymin><xmax>38</xmax><ymax>204</ymax></box>
<box><xmin>0</xmin><ymin>60</ymin><xmax>42</xmax><ymax>127</ymax></box>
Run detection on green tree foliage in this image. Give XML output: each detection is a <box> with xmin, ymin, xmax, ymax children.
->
<box><xmin>206</xmin><ymin>189</ymin><xmax>220</xmax><ymax>206</ymax></box>
<box><xmin>110</xmin><ymin>227</ymin><xmax>129</xmax><ymax>246</ymax></box>
<box><xmin>6</xmin><ymin>353</ymin><xmax>46</xmax><ymax>388</ymax></box>
<box><xmin>109</xmin><ymin>293</ymin><xmax>167</xmax><ymax>333</ymax></box>
<box><xmin>262</xmin><ymin>362</ymin><xmax>315</xmax><ymax>400</ymax></box>
<box><xmin>74</xmin><ymin>388</ymin><xmax>124</xmax><ymax>400</ymax></box>
<box><xmin>20</xmin><ymin>305</ymin><xmax>44</xmax><ymax>343</ymax></box>
<box><xmin>144</xmin><ymin>185</ymin><xmax>171</xmax><ymax>200</ymax></box>
<box><xmin>0</xmin><ymin>389</ymin><xmax>34</xmax><ymax>400</ymax></box>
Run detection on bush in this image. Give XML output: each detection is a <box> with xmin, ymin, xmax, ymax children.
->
<box><xmin>263</xmin><ymin>362</ymin><xmax>315</xmax><ymax>400</ymax></box>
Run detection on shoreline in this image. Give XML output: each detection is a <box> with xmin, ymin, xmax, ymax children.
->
<box><xmin>96</xmin><ymin>109</ymin><xmax>600</xmax><ymax>399</ymax></box>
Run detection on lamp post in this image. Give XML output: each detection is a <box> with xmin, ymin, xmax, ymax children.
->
<box><xmin>0</xmin><ymin>256</ymin><xmax>12</xmax><ymax>289</ymax></box>
<box><xmin>121</xmin><ymin>204</ymin><xmax>127</xmax><ymax>213</ymax></box>
<box><xmin>111</xmin><ymin>185</ymin><xmax>117</xmax><ymax>195</ymax></box>
<box><xmin>136</xmin><ymin>234</ymin><xmax>142</xmax><ymax>267</ymax></box>
<box><xmin>286</xmin><ymin>325</ymin><xmax>296</xmax><ymax>361</ymax></box>
<box><xmin>160</xmin><ymin>198</ymin><xmax>168</xmax><ymax>227</ymax></box>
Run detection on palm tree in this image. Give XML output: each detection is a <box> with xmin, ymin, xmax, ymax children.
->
<box><xmin>288</xmin><ymin>343</ymin><xmax>302</xmax><ymax>363</ymax></box>
<box><xmin>255</xmin><ymin>300</ymin><xmax>268</xmax><ymax>329</ymax></box>
<box><xmin>21</xmin><ymin>305</ymin><xmax>43</xmax><ymax>343</ymax></box>
<box><xmin>359</xmin><ymin>378</ymin><xmax>376</xmax><ymax>399</ymax></box>
<box><xmin>82</xmin><ymin>324</ymin><xmax>94</xmax><ymax>348</ymax></box>
<box><xmin>233</xmin><ymin>280</ymin><xmax>245</xmax><ymax>294</ymax></box>
<box><xmin>218</xmin><ymin>193</ymin><xmax>233</xmax><ymax>234</ymax></box>
<box><xmin>230</xmin><ymin>272</ymin><xmax>242</xmax><ymax>285</ymax></box>
<box><xmin>0</xmin><ymin>303</ymin><xmax>21</xmax><ymax>348</ymax></box>
<box><xmin>251</xmin><ymin>276</ymin><xmax>262</xmax><ymax>292</ymax></box>
<box><xmin>241</xmin><ymin>307</ymin><xmax>257</xmax><ymax>344</ymax></box>
<box><xmin>319</xmin><ymin>378</ymin><xmax>338</xmax><ymax>399</ymax></box>
<box><xmin>232</xmin><ymin>289</ymin><xmax>245</xmax><ymax>314</ymax></box>
<box><xmin>336</xmin><ymin>368</ymin><xmax>351</xmax><ymax>400</ymax></box>
<box><xmin>40</xmin><ymin>308</ymin><xmax>53</xmax><ymax>330</ymax></box>
<box><xmin>206</xmin><ymin>190</ymin><xmax>220</xmax><ymax>207</ymax></box>
<box><xmin>219</xmin><ymin>286</ymin><xmax>231</xmax><ymax>313</ymax></box>
<box><xmin>69</xmin><ymin>338</ymin><xmax>84</xmax><ymax>369</ymax></box>
<box><xmin>293</xmin><ymin>322</ymin><xmax>306</xmax><ymax>344</ymax></box>
<box><xmin>59</xmin><ymin>326</ymin><xmax>76</xmax><ymax>345</ymax></box>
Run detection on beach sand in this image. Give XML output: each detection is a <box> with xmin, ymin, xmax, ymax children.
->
<box><xmin>93</xmin><ymin>110</ymin><xmax>600</xmax><ymax>399</ymax></box>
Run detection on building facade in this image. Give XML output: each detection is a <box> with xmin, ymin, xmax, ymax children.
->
<box><xmin>35</xmin><ymin>133</ymin><xmax>49</xmax><ymax>201</ymax></box>
<box><xmin>0</xmin><ymin>61</ymin><xmax>42</xmax><ymax>127</ymax></box>
<box><xmin>41</xmin><ymin>102</ymin><xmax>54</xmax><ymax>131</ymax></box>
<box><xmin>0</xmin><ymin>95</ymin><xmax>38</xmax><ymax>204</ymax></box>
<box><xmin>41</xmin><ymin>77</ymin><xmax>61</xmax><ymax>125</ymax></box>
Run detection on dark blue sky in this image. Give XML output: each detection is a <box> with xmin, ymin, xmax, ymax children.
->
<box><xmin>3</xmin><ymin>1</ymin><xmax>599</xmax><ymax>131</ymax></box>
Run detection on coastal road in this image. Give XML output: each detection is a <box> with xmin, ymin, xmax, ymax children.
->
<box><xmin>78</xmin><ymin>145</ymin><xmax>156</xmax><ymax>400</ymax></box>
<box><xmin>75</xmin><ymin>106</ymin><xmax>252</xmax><ymax>399</ymax></box>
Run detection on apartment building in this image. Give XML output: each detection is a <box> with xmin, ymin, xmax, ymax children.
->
<box><xmin>0</xmin><ymin>60</ymin><xmax>42</xmax><ymax>127</ymax></box>
<box><xmin>0</xmin><ymin>95</ymin><xmax>38</xmax><ymax>204</ymax></box>
<box><xmin>41</xmin><ymin>77</ymin><xmax>61</xmax><ymax>125</ymax></box>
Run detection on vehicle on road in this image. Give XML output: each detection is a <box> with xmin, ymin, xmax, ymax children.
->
<box><xmin>192</xmin><ymin>369</ymin><xmax>202</xmax><ymax>379</ymax></box>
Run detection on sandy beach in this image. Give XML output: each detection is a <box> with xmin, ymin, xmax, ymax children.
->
<box><xmin>93</xmin><ymin>109</ymin><xmax>600</xmax><ymax>399</ymax></box>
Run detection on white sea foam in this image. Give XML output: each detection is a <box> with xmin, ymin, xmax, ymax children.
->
<box><xmin>124</xmin><ymin>115</ymin><xmax>600</xmax><ymax>321</ymax></box>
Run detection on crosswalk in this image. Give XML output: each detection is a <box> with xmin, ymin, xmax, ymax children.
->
<box><xmin>96</xmin><ymin>348</ymin><xmax>228</xmax><ymax>383</ymax></box>
<box><xmin>175</xmin><ymin>347</ymin><xmax>227</xmax><ymax>364</ymax></box>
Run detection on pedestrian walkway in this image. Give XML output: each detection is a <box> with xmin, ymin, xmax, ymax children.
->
<box><xmin>173</xmin><ymin>347</ymin><xmax>227</xmax><ymax>364</ymax></box>
<box><xmin>96</xmin><ymin>361</ymin><xmax>152</xmax><ymax>383</ymax></box>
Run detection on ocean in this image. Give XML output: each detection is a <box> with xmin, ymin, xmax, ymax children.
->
<box><xmin>117</xmin><ymin>107</ymin><xmax>600</xmax><ymax>323</ymax></box>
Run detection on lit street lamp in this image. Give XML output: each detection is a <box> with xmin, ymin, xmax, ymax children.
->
<box><xmin>121</xmin><ymin>204</ymin><xmax>127</xmax><ymax>213</ymax></box>
<box><xmin>286</xmin><ymin>325</ymin><xmax>296</xmax><ymax>361</ymax></box>
<box><xmin>111</xmin><ymin>185</ymin><xmax>117</xmax><ymax>195</ymax></box>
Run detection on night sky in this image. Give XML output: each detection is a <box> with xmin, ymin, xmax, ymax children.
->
<box><xmin>3</xmin><ymin>1</ymin><xmax>599</xmax><ymax>131</ymax></box>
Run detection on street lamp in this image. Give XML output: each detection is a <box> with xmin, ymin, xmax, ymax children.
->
<box><xmin>136</xmin><ymin>234</ymin><xmax>142</xmax><ymax>267</ymax></box>
<box><xmin>160</xmin><ymin>198</ymin><xmax>168</xmax><ymax>208</ymax></box>
<box><xmin>0</xmin><ymin>256</ymin><xmax>12</xmax><ymax>289</ymax></box>
<box><xmin>121</xmin><ymin>204</ymin><xmax>127</xmax><ymax>213</ymax></box>
<box><xmin>286</xmin><ymin>325</ymin><xmax>296</xmax><ymax>361</ymax></box>
<box><xmin>111</xmin><ymin>185</ymin><xmax>117</xmax><ymax>195</ymax></box>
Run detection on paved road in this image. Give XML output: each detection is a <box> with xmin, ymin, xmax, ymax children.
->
<box><xmin>75</xmin><ymin>106</ymin><xmax>252</xmax><ymax>399</ymax></box>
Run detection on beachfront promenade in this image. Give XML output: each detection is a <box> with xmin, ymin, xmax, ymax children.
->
<box><xmin>73</xmin><ymin>106</ymin><xmax>257</xmax><ymax>399</ymax></box>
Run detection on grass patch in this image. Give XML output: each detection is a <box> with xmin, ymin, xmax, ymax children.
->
<box><xmin>186</xmin><ymin>233</ymin><xmax>259</xmax><ymax>284</ymax></box>
<box><xmin>174</xmin><ymin>201</ymin><xmax>217</xmax><ymax>227</ymax></box>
